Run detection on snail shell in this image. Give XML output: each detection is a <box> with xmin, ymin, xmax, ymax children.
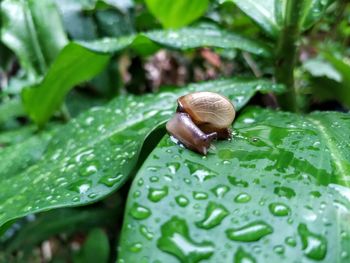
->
<box><xmin>166</xmin><ymin>92</ymin><xmax>235</xmax><ymax>155</ymax></box>
<box><xmin>178</xmin><ymin>92</ymin><xmax>235</xmax><ymax>129</ymax></box>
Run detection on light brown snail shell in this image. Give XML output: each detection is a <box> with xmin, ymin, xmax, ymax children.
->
<box><xmin>166</xmin><ymin>92</ymin><xmax>235</xmax><ymax>155</ymax></box>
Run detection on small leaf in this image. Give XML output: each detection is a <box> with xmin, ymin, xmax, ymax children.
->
<box><xmin>145</xmin><ymin>0</ymin><xmax>209</xmax><ymax>29</ymax></box>
<box><xmin>0</xmin><ymin>78</ymin><xmax>283</xmax><ymax>227</ymax></box>
<box><xmin>22</xmin><ymin>43</ymin><xmax>110</xmax><ymax>127</ymax></box>
<box><xmin>78</xmin><ymin>27</ymin><xmax>272</xmax><ymax>57</ymax></box>
<box><xmin>0</xmin><ymin>0</ymin><xmax>68</xmax><ymax>78</ymax></box>
<box><xmin>118</xmin><ymin>107</ymin><xmax>350</xmax><ymax>262</ymax></box>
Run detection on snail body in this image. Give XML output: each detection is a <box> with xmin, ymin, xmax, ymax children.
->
<box><xmin>166</xmin><ymin>92</ymin><xmax>235</xmax><ymax>155</ymax></box>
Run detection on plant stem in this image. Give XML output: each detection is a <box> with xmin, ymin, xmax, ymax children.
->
<box><xmin>275</xmin><ymin>0</ymin><xmax>305</xmax><ymax>112</ymax></box>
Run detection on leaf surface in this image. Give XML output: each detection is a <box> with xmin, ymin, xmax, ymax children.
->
<box><xmin>0</xmin><ymin>79</ymin><xmax>283</xmax><ymax>227</ymax></box>
<box><xmin>118</xmin><ymin>107</ymin><xmax>350</xmax><ymax>263</ymax></box>
<box><xmin>78</xmin><ymin>27</ymin><xmax>272</xmax><ymax>57</ymax></box>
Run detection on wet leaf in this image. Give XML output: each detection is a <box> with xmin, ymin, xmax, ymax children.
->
<box><xmin>78</xmin><ymin>27</ymin><xmax>272</xmax><ymax>57</ymax></box>
<box><xmin>0</xmin><ymin>79</ymin><xmax>283</xmax><ymax>227</ymax></box>
<box><xmin>0</xmin><ymin>0</ymin><xmax>68</xmax><ymax>79</ymax></box>
<box><xmin>118</xmin><ymin>107</ymin><xmax>350</xmax><ymax>263</ymax></box>
<box><xmin>145</xmin><ymin>0</ymin><xmax>209</xmax><ymax>29</ymax></box>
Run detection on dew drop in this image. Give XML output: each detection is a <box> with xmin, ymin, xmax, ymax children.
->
<box><xmin>285</xmin><ymin>236</ymin><xmax>297</xmax><ymax>247</ymax></box>
<box><xmin>274</xmin><ymin>186</ymin><xmax>296</xmax><ymax>199</ymax></box>
<box><xmin>234</xmin><ymin>192</ymin><xmax>251</xmax><ymax>203</ymax></box>
<box><xmin>196</xmin><ymin>202</ymin><xmax>229</xmax><ymax>229</ymax></box>
<box><xmin>129</xmin><ymin>203</ymin><xmax>151</xmax><ymax>220</ymax></box>
<box><xmin>175</xmin><ymin>195</ymin><xmax>189</xmax><ymax>207</ymax></box>
<box><xmin>129</xmin><ymin>242</ymin><xmax>143</xmax><ymax>253</ymax></box>
<box><xmin>226</xmin><ymin>221</ymin><xmax>273</xmax><ymax>242</ymax></box>
<box><xmin>157</xmin><ymin>216</ymin><xmax>214</xmax><ymax>262</ymax></box>
<box><xmin>148</xmin><ymin>186</ymin><xmax>169</xmax><ymax>202</ymax></box>
<box><xmin>211</xmin><ymin>185</ymin><xmax>230</xmax><ymax>198</ymax></box>
<box><xmin>298</xmin><ymin>223</ymin><xmax>327</xmax><ymax>260</ymax></box>
<box><xmin>268</xmin><ymin>202</ymin><xmax>291</xmax><ymax>217</ymax></box>
<box><xmin>193</xmin><ymin>191</ymin><xmax>208</xmax><ymax>200</ymax></box>
<box><xmin>273</xmin><ymin>245</ymin><xmax>285</xmax><ymax>255</ymax></box>
<box><xmin>99</xmin><ymin>173</ymin><xmax>123</xmax><ymax>187</ymax></box>
<box><xmin>140</xmin><ymin>225</ymin><xmax>154</xmax><ymax>240</ymax></box>
<box><xmin>234</xmin><ymin>247</ymin><xmax>256</xmax><ymax>263</ymax></box>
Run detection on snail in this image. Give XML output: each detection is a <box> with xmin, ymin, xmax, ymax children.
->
<box><xmin>166</xmin><ymin>92</ymin><xmax>235</xmax><ymax>155</ymax></box>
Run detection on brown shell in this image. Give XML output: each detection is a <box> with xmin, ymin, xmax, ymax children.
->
<box><xmin>178</xmin><ymin>92</ymin><xmax>235</xmax><ymax>129</ymax></box>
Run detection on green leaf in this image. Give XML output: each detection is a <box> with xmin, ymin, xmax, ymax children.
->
<box><xmin>222</xmin><ymin>0</ymin><xmax>335</xmax><ymax>37</ymax></box>
<box><xmin>0</xmin><ymin>98</ymin><xmax>25</xmax><ymax>127</ymax></box>
<box><xmin>78</xmin><ymin>27</ymin><xmax>272</xmax><ymax>57</ymax></box>
<box><xmin>0</xmin><ymin>78</ymin><xmax>283</xmax><ymax>227</ymax></box>
<box><xmin>306</xmin><ymin>54</ymin><xmax>350</xmax><ymax>107</ymax></box>
<box><xmin>0</xmin><ymin>0</ymin><xmax>68</xmax><ymax>78</ymax></box>
<box><xmin>22</xmin><ymin>43</ymin><xmax>110</xmax><ymax>127</ymax></box>
<box><xmin>74</xmin><ymin>228</ymin><xmax>110</xmax><ymax>263</ymax></box>
<box><xmin>303</xmin><ymin>57</ymin><xmax>342</xmax><ymax>82</ymax></box>
<box><xmin>145</xmin><ymin>0</ymin><xmax>209</xmax><ymax>29</ymax></box>
<box><xmin>3</xmin><ymin>207</ymin><xmax>116</xmax><ymax>253</ymax></box>
<box><xmin>118</xmin><ymin>107</ymin><xmax>350</xmax><ymax>262</ymax></box>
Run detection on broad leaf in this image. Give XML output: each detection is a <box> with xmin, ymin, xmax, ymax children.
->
<box><xmin>22</xmin><ymin>43</ymin><xmax>110</xmax><ymax>127</ymax></box>
<box><xmin>0</xmin><ymin>0</ymin><xmax>68</xmax><ymax>79</ymax></box>
<box><xmin>0</xmin><ymin>79</ymin><xmax>283</xmax><ymax>227</ymax></box>
<box><xmin>222</xmin><ymin>0</ymin><xmax>335</xmax><ymax>38</ymax></box>
<box><xmin>145</xmin><ymin>0</ymin><xmax>209</xmax><ymax>29</ymax></box>
<box><xmin>78</xmin><ymin>27</ymin><xmax>272</xmax><ymax>57</ymax></box>
<box><xmin>118</xmin><ymin>107</ymin><xmax>350</xmax><ymax>262</ymax></box>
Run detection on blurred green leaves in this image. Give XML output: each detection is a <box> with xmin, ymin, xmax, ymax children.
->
<box><xmin>22</xmin><ymin>43</ymin><xmax>110</xmax><ymax>127</ymax></box>
<box><xmin>222</xmin><ymin>0</ymin><xmax>335</xmax><ymax>38</ymax></box>
<box><xmin>304</xmin><ymin>53</ymin><xmax>350</xmax><ymax>107</ymax></box>
<box><xmin>145</xmin><ymin>0</ymin><xmax>209</xmax><ymax>28</ymax></box>
<box><xmin>1</xmin><ymin>0</ymin><xmax>68</xmax><ymax>79</ymax></box>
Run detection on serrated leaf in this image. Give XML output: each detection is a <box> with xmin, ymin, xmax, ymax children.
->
<box><xmin>22</xmin><ymin>43</ymin><xmax>110</xmax><ymax>127</ymax></box>
<box><xmin>77</xmin><ymin>27</ymin><xmax>272</xmax><ymax>57</ymax></box>
<box><xmin>145</xmin><ymin>0</ymin><xmax>209</xmax><ymax>29</ymax></box>
<box><xmin>0</xmin><ymin>78</ymin><xmax>283</xmax><ymax>227</ymax></box>
<box><xmin>118</xmin><ymin>107</ymin><xmax>350</xmax><ymax>263</ymax></box>
<box><xmin>0</xmin><ymin>0</ymin><xmax>68</xmax><ymax>79</ymax></box>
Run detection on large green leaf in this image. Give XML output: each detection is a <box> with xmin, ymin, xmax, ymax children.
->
<box><xmin>145</xmin><ymin>0</ymin><xmax>209</xmax><ymax>29</ymax></box>
<box><xmin>0</xmin><ymin>0</ymin><xmax>68</xmax><ymax>79</ymax></box>
<box><xmin>77</xmin><ymin>27</ymin><xmax>272</xmax><ymax>57</ymax></box>
<box><xmin>118</xmin><ymin>107</ymin><xmax>350</xmax><ymax>262</ymax></box>
<box><xmin>0</xmin><ymin>79</ymin><xmax>283</xmax><ymax>227</ymax></box>
<box><xmin>221</xmin><ymin>0</ymin><xmax>335</xmax><ymax>38</ymax></box>
<box><xmin>22</xmin><ymin>43</ymin><xmax>110</xmax><ymax>127</ymax></box>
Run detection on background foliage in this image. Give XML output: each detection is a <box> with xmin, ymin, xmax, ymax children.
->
<box><xmin>0</xmin><ymin>0</ymin><xmax>349</xmax><ymax>262</ymax></box>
